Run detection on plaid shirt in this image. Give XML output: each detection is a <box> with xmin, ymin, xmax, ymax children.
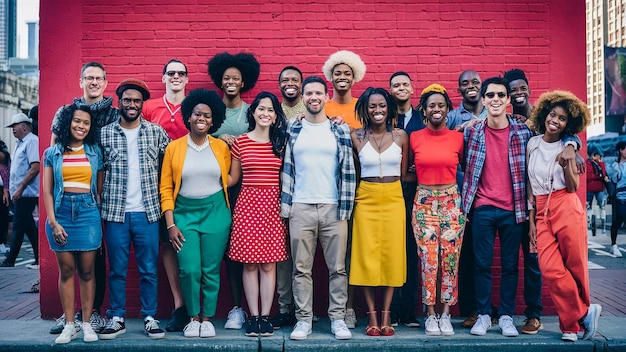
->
<box><xmin>280</xmin><ymin>118</ymin><xmax>356</xmax><ymax>221</ymax></box>
<box><xmin>100</xmin><ymin>117</ymin><xmax>171</xmax><ymax>223</ymax></box>
<box><xmin>461</xmin><ymin>115</ymin><xmax>533</xmax><ymax>224</ymax></box>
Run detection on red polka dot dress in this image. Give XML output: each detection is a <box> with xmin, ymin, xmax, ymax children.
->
<box><xmin>228</xmin><ymin>134</ymin><xmax>288</xmax><ymax>263</ymax></box>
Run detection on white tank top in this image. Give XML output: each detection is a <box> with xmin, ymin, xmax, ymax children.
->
<box><xmin>358</xmin><ymin>141</ymin><xmax>402</xmax><ymax>178</ymax></box>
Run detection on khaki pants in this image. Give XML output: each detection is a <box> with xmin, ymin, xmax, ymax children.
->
<box><xmin>276</xmin><ymin>252</ymin><xmax>294</xmax><ymax>314</ymax></box>
<box><xmin>289</xmin><ymin>203</ymin><xmax>348</xmax><ymax>324</ymax></box>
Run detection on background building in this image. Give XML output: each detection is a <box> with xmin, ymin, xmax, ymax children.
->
<box><xmin>586</xmin><ymin>0</ymin><xmax>626</xmax><ymax>138</ymax></box>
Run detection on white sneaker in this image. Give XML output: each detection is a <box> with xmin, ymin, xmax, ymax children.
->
<box><xmin>562</xmin><ymin>332</ymin><xmax>578</xmax><ymax>342</ymax></box>
<box><xmin>582</xmin><ymin>304</ymin><xmax>602</xmax><ymax>340</ymax></box>
<box><xmin>425</xmin><ymin>314</ymin><xmax>441</xmax><ymax>336</ymax></box>
<box><xmin>55</xmin><ymin>322</ymin><xmax>77</xmax><ymax>344</ymax></box>
<box><xmin>82</xmin><ymin>322</ymin><xmax>98</xmax><ymax>342</ymax></box>
<box><xmin>498</xmin><ymin>315</ymin><xmax>519</xmax><ymax>337</ymax></box>
<box><xmin>439</xmin><ymin>313</ymin><xmax>454</xmax><ymax>336</ymax></box>
<box><xmin>224</xmin><ymin>306</ymin><xmax>246</xmax><ymax>329</ymax></box>
<box><xmin>290</xmin><ymin>321</ymin><xmax>312</xmax><ymax>340</ymax></box>
<box><xmin>330</xmin><ymin>319</ymin><xmax>352</xmax><ymax>340</ymax></box>
<box><xmin>611</xmin><ymin>244</ymin><xmax>622</xmax><ymax>257</ymax></box>
<box><xmin>183</xmin><ymin>319</ymin><xmax>200</xmax><ymax>338</ymax></box>
<box><xmin>344</xmin><ymin>308</ymin><xmax>357</xmax><ymax>329</ymax></box>
<box><xmin>25</xmin><ymin>263</ymin><xmax>39</xmax><ymax>270</ymax></box>
<box><xmin>200</xmin><ymin>320</ymin><xmax>215</xmax><ymax>338</ymax></box>
<box><xmin>470</xmin><ymin>314</ymin><xmax>491</xmax><ymax>336</ymax></box>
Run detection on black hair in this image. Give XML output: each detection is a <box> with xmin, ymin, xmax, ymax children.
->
<box><xmin>278</xmin><ymin>66</ymin><xmax>303</xmax><ymax>83</ymax></box>
<box><xmin>355</xmin><ymin>87</ymin><xmax>398</xmax><ymax>131</ymax></box>
<box><xmin>246</xmin><ymin>92</ymin><xmax>288</xmax><ymax>158</ymax></box>
<box><xmin>207</xmin><ymin>52</ymin><xmax>260</xmax><ymax>93</ymax></box>
<box><xmin>418</xmin><ymin>90</ymin><xmax>454</xmax><ymax>120</ymax></box>
<box><xmin>503</xmin><ymin>68</ymin><xmax>528</xmax><ymax>85</ymax></box>
<box><xmin>301</xmin><ymin>76</ymin><xmax>328</xmax><ymax>94</ymax></box>
<box><xmin>480</xmin><ymin>76</ymin><xmax>511</xmax><ymax>97</ymax></box>
<box><xmin>81</xmin><ymin>62</ymin><xmax>106</xmax><ymax>79</ymax></box>
<box><xmin>389</xmin><ymin>71</ymin><xmax>412</xmax><ymax>86</ymax></box>
<box><xmin>529</xmin><ymin>90</ymin><xmax>590</xmax><ymax>138</ymax></box>
<box><xmin>181</xmin><ymin>89</ymin><xmax>226</xmax><ymax>134</ymax></box>
<box><xmin>162</xmin><ymin>59</ymin><xmax>188</xmax><ymax>75</ymax></box>
<box><xmin>53</xmin><ymin>103</ymin><xmax>97</xmax><ymax>152</ymax></box>
<box><xmin>618</xmin><ymin>141</ymin><xmax>626</xmax><ymax>162</ymax></box>
<box><xmin>0</xmin><ymin>139</ymin><xmax>10</xmax><ymax>166</ymax></box>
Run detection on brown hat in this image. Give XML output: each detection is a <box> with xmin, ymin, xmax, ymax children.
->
<box><xmin>116</xmin><ymin>78</ymin><xmax>150</xmax><ymax>100</ymax></box>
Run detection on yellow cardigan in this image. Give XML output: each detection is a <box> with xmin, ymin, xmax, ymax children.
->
<box><xmin>160</xmin><ymin>134</ymin><xmax>231</xmax><ymax>213</ymax></box>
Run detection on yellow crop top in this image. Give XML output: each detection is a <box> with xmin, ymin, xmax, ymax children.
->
<box><xmin>62</xmin><ymin>148</ymin><xmax>92</xmax><ymax>190</ymax></box>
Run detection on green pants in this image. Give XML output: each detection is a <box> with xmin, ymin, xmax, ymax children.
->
<box><xmin>174</xmin><ymin>192</ymin><xmax>231</xmax><ymax>318</ymax></box>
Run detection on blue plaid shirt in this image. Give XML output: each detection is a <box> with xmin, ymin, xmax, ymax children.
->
<box><xmin>280</xmin><ymin>118</ymin><xmax>356</xmax><ymax>221</ymax></box>
<box><xmin>100</xmin><ymin>117</ymin><xmax>171</xmax><ymax>223</ymax></box>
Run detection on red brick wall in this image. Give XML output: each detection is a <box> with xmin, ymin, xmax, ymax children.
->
<box><xmin>38</xmin><ymin>0</ymin><xmax>587</xmax><ymax>319</ymax></box>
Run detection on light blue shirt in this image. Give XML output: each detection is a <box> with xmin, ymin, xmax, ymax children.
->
<box><xmin>446</xmin><ymin>101</ymin><xmax>486</xmax><ymax>129</ymax></box>
<box><xmin>10</xmin><ymin>132</ymin><xmax>39</xmax><ymax>197</ymax></box>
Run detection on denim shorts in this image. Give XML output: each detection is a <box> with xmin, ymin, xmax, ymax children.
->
<box><xmin>46</xmin><ymin>192</ymin><xmax>102</xmax><ymax>252</ymax></box>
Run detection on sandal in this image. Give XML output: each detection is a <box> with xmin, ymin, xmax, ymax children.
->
<box><xmin>365</xmin><ymin>311</ymin><xmax>380</xmax><ymax>336</ymax></box>
<box><xmin>380</xmin><ymin>310</ymin><xmax>395</xmax><ymax>336</ymax></box>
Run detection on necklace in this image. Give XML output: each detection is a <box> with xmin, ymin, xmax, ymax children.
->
<box><xmin>163</xmin><ymin>95</ymin><xmax>181</xmax><ymax>123</ymax></box>
<box><xmin>369</xmin><ymin>129</ymin><xmax>386</xmax><ymax>177</ymax></box>
<box><xmin>69</xmin><ymin>144</ymin><xmax>84</xmax><ymax>152</ymax></box>
<box><xmin>189</xmin><ymin>135</ymin><xmax>209</xmax><ymax>152</ymax></box>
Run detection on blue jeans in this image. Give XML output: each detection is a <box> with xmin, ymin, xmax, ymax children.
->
<box><xmin>472</xmin><ymin>205</ymin><xmax>522</xmax><ymax>317</ymax></box>
<box><xmin>105</xmin><ymin>212</ymin><xmax>159</xmax><ymax>318</ymax></box>
<box><xmin>5</xmin><ymin>197</ymin><xmax>38</xmax><ymax>265</ymax></box>
<box><xmin>521</xmin><ymin>221</ymin><xmax>542</xmax><ymax>319</ymax></box>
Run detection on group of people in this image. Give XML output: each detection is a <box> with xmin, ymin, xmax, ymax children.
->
<box><xmin>25</xmin><ymin>49</ymin><xmax>604</xmax><ymax>345</ymax></box>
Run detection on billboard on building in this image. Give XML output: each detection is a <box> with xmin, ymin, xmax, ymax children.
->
<box><xmin>605</xmin><ymin>46</ymin><xmax>626</xmax><ymax>134</ymax></box>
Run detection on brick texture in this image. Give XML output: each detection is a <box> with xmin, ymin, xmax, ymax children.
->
<box><xmin>38</xmin><ymin>0</ymin><xmax>587</xmax><ymax>319</ymax></box>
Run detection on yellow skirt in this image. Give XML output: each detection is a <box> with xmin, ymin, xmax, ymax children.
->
<box><xmin>349</xmin><ymin>180</ymin><xmax>406</xmax><ymax>287</ymax></box>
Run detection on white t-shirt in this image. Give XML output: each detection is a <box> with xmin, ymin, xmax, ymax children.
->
<box><xmin>292</xmin><ymin>119</ymin><xmax>339</xmax><ymax>204</ymax></box>
<box><xmin>121</xmin><ymin>126</ymin><xmax>146</xmax><ymax>213</ymax></box>
<box><xmin>527</xmin><ymin>135</ymin><xmax>567</xmax><ymax>196</ymax></box>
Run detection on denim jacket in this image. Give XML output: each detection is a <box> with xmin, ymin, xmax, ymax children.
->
<box><xmin>43</xmin><ymin>143</ymin><xmax>103</xmax><ymax>214</ymax></box>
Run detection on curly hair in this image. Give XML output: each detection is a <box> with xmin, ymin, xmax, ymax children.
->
<box><xmin>323</xmin><ymin>50</ymin><xmax>367</xmax><ymax>83</ymax></box>
<box><xmin>52</xmin><ymin>103</ymin><xmax>97</xmax><ymax>151</ymax></box>
<box><xmin>355</xmin><ymin>87</ymin><xmax>398</xmax><ymax>131</ymax></box>
<box><xmin>418</xmin><ymin>84</ymin><xmax>454</xmax><ymax>121</ymax></box>
<box><xmin>528</xmin><ymin>90</ymin><xmax>590</xmax><ymax>136</ymax></box>
<box><xmin>246</xmin><ymin>92</ymin><xmax>288</xmax><ymax>158</ymax></box>
<box><xmin>207</xmin><ymin>52</ymin><xmax>260</xmax><ymax>93</ymax></box>
<box><xmin>181</xmin><ymin>89</ymin><xmax>226</xmax><ymax>134</ymax></box>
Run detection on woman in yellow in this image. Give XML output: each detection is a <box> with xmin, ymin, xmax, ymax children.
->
<box><xmin>160</xmin><ymin>89</ymin><xmax>231</xmax><ymax>338</ymax></box>
<box><xmin>349</xmin><ymin>87</ymin><xmax>409</xmax><ymax>336</ymax></box>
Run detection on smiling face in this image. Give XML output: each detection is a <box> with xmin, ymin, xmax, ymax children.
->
<box><xmin>119</xmin><ymin>89</ymin><xmax>144</xmax><ymax>123</ymax></box>
<box><xmin>189</xmin><ymin>103</ymin><xmax>213</xmax><ymax>136</ymax></box>
<box><xmin>70</xmin><ymin>110</ymin><xmax>92</xmax><ymax>144</ymax></box>
<box><xmin>424</xmin><ymin>93</ymin><xmax>448</xmax><ymax>128</ymax></box>
<box><xmin>482</xmin><ymin>83</ymin><xmax>510</xmax><ymax>118</ymax></box>
<box><xmin>279</xmin><ymin>69</ymin><xmax>302</xmax><ymax>102</ymax></box>
<box><xmin>544</xmin><ymin>105</ymin><xmax>568</xmax><ymax>139</ymax></box>
<box><xmin>303</xmin><ymin>82</ymin><xmax>328</xmax><ymax>115</ymax></box>
<box><xmin>389</xmin><ymin>75</ymin><xmax>414</xmax><ymax>104</ymax></box>
<box><xmin>253</xmin><ymin>97</ymin><xmax>277</xmax><ymax>128</ymax></box>
<box><xmin>457</xmin><ymin>71</ymin><xmax>481</xmax><ymax>104</ymax></box>
<box><xmin>80</xmin><ymin>66</ymin><xmax>108</xmax><ymax>103</ymax></box>
<box><xmin>367</xmin><ymin>94</ymin><xmax>388</xmax><ymax>127</ymax></box>
<box><xmin>509</xmin><ymin>79</ymin><xmax>530</xmax><ymax>109</ymax></box>
<box><xmin>221</xmin><ymin>67</ymin><xmax>243</xmax><ymax>98</ymax></box>
<box><xmin>331</xmin><ymin>64</ymin><xmax>354</xmax><ymax>93</ymax></box>
<box><xmin>162</xmin><ymin>61</ymin><xmax>188</xmax><ymax>93</ymax></box>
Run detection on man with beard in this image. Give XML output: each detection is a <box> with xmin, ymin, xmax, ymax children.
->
<box><xmin>141</xmin><ymin>59</ymin><xmax>188</xmax><ymax>332</ymax></box>
<box><xmin>447</xmin><ymin>70</ymin><xmax>486</xmax><ymax>130</ymax></box>
<box><xmin>48</xmin><ymin>62</ymin><xmax>119</xmax><ymax>335</ymax></box>
<box><xmin>281</xmin><ymin>76</ymin><xmax>355</xmax><ymax>341</ymax></box>
<box><xmin>387</xmin><ymin>71</ymin><xmax>422</xmax><ymax>328</ymax></box>
<box><xmin>323</xmin><ymin>50</ymin><xmax>366</xmax><ymax>130</ymax></box>
<box><xmin>98</xmin><ymin>79</ymin><xmax>170</xmax><ymax>340</ymax></box>
<box><xmin>279</xmin><ymin>66</ymin><xmax>306</xmax><ymax>120</ymax></box>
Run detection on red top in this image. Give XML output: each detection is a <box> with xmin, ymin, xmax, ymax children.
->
<box><xmin>474</xmin><ymin>124</ymin><xmax>514</xmax><ymax>210</ymax></box>
<box><xmin>231</xmin><ymin>134</ymin><xmax>282</xmax><ymax>187</ymax></box>
<box><xmin>586</xmin><ymin>158</ymin><xmax>607</xmax><ymax>193</ymax></box>
<box><xmin>142</xmin><ymin>95</ymin><xmax>188</xmax><ymax>140</ymax></box>
<box><xmin>411</xmin><ymin>127</ymin><xmax>463</xmax><ymax>185</ymax></box>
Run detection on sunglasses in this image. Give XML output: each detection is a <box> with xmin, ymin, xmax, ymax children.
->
<box><xmin>485</xmin><ymin>92</ymin><xmax>507</xmax><ymax>99</ymax></box>
<box><xmin>166</xmin><ymin>71</ymin><xmax>187</xmax><ymax>77</ymax></box>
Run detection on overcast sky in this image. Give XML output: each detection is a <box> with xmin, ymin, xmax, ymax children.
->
<box><xmin>16</xmin><ymin>0</ymin><xmax>39</xmax><ymax>58</ymax></box>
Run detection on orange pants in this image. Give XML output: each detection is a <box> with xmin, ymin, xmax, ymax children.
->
<box><xmin>535</xmin><ymin>189</ymin><xmax>589</xmax><ymax>333</ymax></box>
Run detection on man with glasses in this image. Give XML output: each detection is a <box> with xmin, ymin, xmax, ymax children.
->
<box><xmin>142</xmin><ymin>60</ymin><xmax>188</xmax><ymax>332</ymax></box>
<box><xmin>98</xmin><ymin>79</ymin><xmax>170</xmax><ymax>340</ymax></box>
<box><xmin>48</xmin><ymin>61</ymin><xmax>118</xmax><ymax>335</ymax></box>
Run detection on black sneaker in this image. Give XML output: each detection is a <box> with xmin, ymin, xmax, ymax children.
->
<box><xmin>245</xmin><ymin>316</ymin><xmax>260</xmax><ymax>337</ymax></box>
<box><xmin>403</xmin><ymin>316</ymin><xmax>421</xmax><ymax>328</ymax></box>
<box><xmin>166</xmin><ymin>306</ymin><xmax>188</xmax><ymax>332</ymax></box>
<box><xmin>144</xmin><ymin>317</ymin><xmax>166</xmax><ymax>339</ymax></box>
<box><xmin>0</xmin><ymin>260</ymin><xmax>14</xmax><ymax>267</ymax></box>
<box><xmin>99</xmin><ymin>317</ymin><xmax>126</xmax><ymax>340</ymax></box>
<box><xmin>259</xmin><ymin>316</ymin><xmax>274</xmax><ymax>337</ymax></box>
<box><xmin>49</xmin><ymin>314</ymin><xmax>66</xmax><ymax>334</ymax></box>
<box><xmin>268</xmin><ymin>312</ymin><xmax>296</xmax><ymax>330</ymax></box>
<box><xmin>90</xmin><ymin>311</ymin><xmax>106</xmax><ymax>333</ymax></box>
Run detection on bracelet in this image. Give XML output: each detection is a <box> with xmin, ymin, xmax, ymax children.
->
<box><xmin>166</xmin><ymin>224</ymin><xmax>176</xmax><ymax>230</ymax></box>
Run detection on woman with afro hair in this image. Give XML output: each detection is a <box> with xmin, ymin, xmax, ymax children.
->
<box><xmin>526</xmin><ymin>90</ymin><xmax>600</xmax><ymax>342</ymax></box>
<box><xmin>160</xmin><ymin>88</ymin><xmax>231</xmax><ymax>338</ymax></box>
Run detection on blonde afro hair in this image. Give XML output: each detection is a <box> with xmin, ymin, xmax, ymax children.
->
<box><xmin>323</xmin><ymin>50</ymin><xmax>366</xmax><ymax>83</ymax></box>
<box><xmin>528</xmin><ymin>90</ymin><xmax>590</xmax><ymax>135</ymax></box>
